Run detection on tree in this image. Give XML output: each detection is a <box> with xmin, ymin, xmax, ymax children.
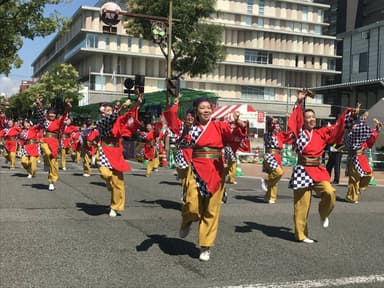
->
<box><xmin>125</xmin><ymin>0</ymin><xmax>225</xmax><ymax>78</ymax></box>
<box><xmin>6</xmin><ymin>64</ymin><xmax>81</xmax><ymax>119</ymax></box>
<box><xmin>0</xmin><ymin>0</ymin><xmax>67</xmax><ymax>75</ymax></box>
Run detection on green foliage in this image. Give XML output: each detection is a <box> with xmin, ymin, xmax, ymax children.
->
<box><xmin>5</xmin><ymin>64</ymin><xmax>81</xmax><ymax>119</ymax></box>
<box><xmin>0</xmin><ymin>0</ymin><xmax>67</xmax><ymax>74</ymax></box>
<box><xmin>125</xmin><ymin>0</ymin><xmax>224</xmax><ymax>78</ymax></box>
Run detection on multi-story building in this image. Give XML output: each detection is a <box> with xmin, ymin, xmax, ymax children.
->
<box><xmin>313</xmin><ymin>0</ymin><xmax>384</xmax><ymax>116</ymax></box>
<box><xmin>32</xmin><ymin>0</ymin><xmax>338</xmax><ymax>121</ymax></box>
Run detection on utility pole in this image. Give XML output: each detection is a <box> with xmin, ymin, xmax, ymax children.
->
<box><xmin>166</xmin><ymin>0</ymin><xmax>173</xmax><ymax>108</ymax></box>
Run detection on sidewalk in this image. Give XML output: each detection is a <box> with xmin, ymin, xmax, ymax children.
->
<box><xmin>240</xmin><ymin>163</ymin><xmax>384</xmax><ymax>186</ymax></box>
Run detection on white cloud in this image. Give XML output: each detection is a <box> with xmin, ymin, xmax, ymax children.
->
<box><xmin>0</xmin><ymin>76</ymin><xmax>20</xmax><ymax>97</ymax></box>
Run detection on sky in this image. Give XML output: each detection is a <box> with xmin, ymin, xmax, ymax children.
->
<box><xmin>0</xmin><ymin>0</ymin><xmax>98</xmax><ymax>97</ymax></box>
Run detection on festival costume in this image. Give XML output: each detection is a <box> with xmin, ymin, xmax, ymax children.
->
<box><xmin>0</xmin><ymin>126</ymin><xmax>21</xmax><ymax>169</ymax></box>
<box><xmin>60</xmin><ymin>124</ymin><xmax>79</xmax><ymax>169</ymax></box>
<box><xmin>97</xmin><ymin>102</ymin><xmax>140</xmax><ymax>213</ymax></box>
<box><xmin>262</xmin><ymin>128</ymin><xmax>292</xmax><ymax>202</ymax></box>
<box><xmin>345</xmin><ymin>117</ymin><xmax>380</xmax><ymax>203</ymax></box>
<box><xmin>179</xmin><ymin>118</ymin><xmax>246</xmax><ymax>248</ymax></box>
<box><xmin>36</xmin><ymin>106</ymin><xmax>69</xmax><ymax>186</ymax></box>
<box><xmin>19</xmin><ymin>125</ymin><xmax>42</xmax><ymax>177</ymax></box>
<box><xmin>288</xmin><ymin>101</ymin><xmax>351</xmax><ymax>241</ymax></box>
<box><xmin>81</xmin><ymin>127</ymin><xmax>99</xmax><ymax>176</ymax></box>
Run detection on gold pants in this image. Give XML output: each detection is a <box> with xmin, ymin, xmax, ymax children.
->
<box><xmin>41</xmin><ymin>142</ymin><xmax>59</xmax><ymax>183</ymax></box>
<box><xmin>99</xmin><ymin>166</ymin><xmax>125</xmax><ymax>211</ymax></box>
<box><xmin>264</xmin><ymin>164</ymin><xmax>283</xmax><ymax>201</ymax></box>
<box><xmin>227</xmin><ymin>160</ymin><xmax>237</xmax><ymax>183</ymax></box>
<box><xmin>21</xmin><ymin>156</ymin><xmax>37</xmax><ymax>176</ymax></box>
<box><xmin>181</xmin><ymin>167</ymin><xmax>225</xmax><ymax>247</ymax></box>
<box><xmin>293</xmin><ymin>181</ymin><xmax>335</xmax><ymax>241</ymax></box>
<box><xmin>71</xmin><ymin>150</ymin><xmax>81</xmax><ymax>163</ymax></box>
<box><xmin>60</xmin><ymin>147</ymin><xmax>72</xmax><ymax>169</ymax></box>
<box><xmin>146</xmin><ymin>155</ymin><xmax>160</xmax><ymax>176</ymax></box>
<box><xmin>82</xmin><ymin>151</ymin><xmax>92</xmax><ymax>175</ymax></box>
<box><xmin>3</xmin><ymin>151</ymin><xmax>16</xmax><ymax>169</ymax></box>
<box><xmin>346</xmin><ymin>161</ymin><xmax>372</xmax><ymax>202</ymax></box>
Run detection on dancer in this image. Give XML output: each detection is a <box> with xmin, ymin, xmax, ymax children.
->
<box><xmin>345</xmin><ymin>109</ymin><xmax>382</xmax><ymax>204</ymax></box>
<box><xmin>19</xmin><ymin>119</ymin><xmax>42</xmax><ymax>178</ymax></box>
<box><xmin>60</xmin><ymin>117</ymin><xmax>79</xmax><ymax>170</ymax></box>
<box><xmin>288</xmin><ymin>89</ymin><xmax>352</xmax><ymax>243</ymax></box>
<box><xmin>178</xmin><ymin>98</ymin><xmax>247</xmax><ymax>261</ymax></box>
<box><xmin>261</xmin><ymin>116</ymin><xmax>293</xmax><ymax>203</ymax></box>
<box><xmin>80</xmin><ymin>119</ymin><xmax>99</xmax><ymax>177</ymax></box>
<box><xmin>0</xmin><ymin>119</ymin><xmax>21</xmax><ymax>170</ymax></box>
<box><xmin>35</xmin><ymin>96</ymin><xmax>71</xmax><ymax>191</ymax></box>
<box><xmin>96</xmin><ymin>94</ymin><xmax>143</xmax><ymax>217</ymax></box>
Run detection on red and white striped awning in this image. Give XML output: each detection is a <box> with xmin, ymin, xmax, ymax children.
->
<box><xmin>211</xmin><ymin>104</ymin><xmax>256</xmax><ymax>120</ymax></box>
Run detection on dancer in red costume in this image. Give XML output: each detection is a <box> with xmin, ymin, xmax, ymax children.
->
<box><xmin>0</xmin><ymin>119</ymin><xmax>21</xmax><ymax>169</ymax></box>
<box><xmin>19</xmin><ymin>119</ymin><xmax>42</xmax><ymax>178</ymax></box>
<box><xmin>178</xmin><ymin>98</ymin><xmax>247</xmax><ymax>261</ymax></box>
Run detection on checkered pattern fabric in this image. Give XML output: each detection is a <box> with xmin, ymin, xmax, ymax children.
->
<box><xmin>98</xmin><ymin>147</ymin><xmax>113</xmax><ymax>169</ymax></box>
<box><xmin>175</xmin><ymin>149</ymin><xmax>189</xmax><ymax>169</ymax></box>
<box><xmin>289</xmin><ymin>164</ymin><xmax>314</xmax><ymax>189</ymax></box>
<box><xmin>224</xmin><ymin>146</ymin><xmax>236</xmax><ymax>162</ymax></box>
<box><xmin>265</xmin><ymin>153</ymin><xmax>279</xmax><ymax>170</ymax></box>
<box><xmin>345</xmin><ymin>120</ymin><xmax>372</xmax><ymax>150</ymax></box>
<box><xmin>263</xmin><ymin>131</ymin><xmax>280</xmax><ymax>170</ymax></box>
<box><xmin>191</xmin><ymin>163</ymin><xmax>211</xmax><ymax>198</ymax></box>
<box><xmin>96</xmin><ymin>113</ymin><xmax>118</xmax><ymax>138</ymax></box>
<box><xmin>289</xmin><ymin>128</ymin><xmax>313</xmax><ymax>189</ymax></box>
<box><xmin>352</xmin><ymin>156</ymin><xmax>366</xmax><ymax>177</ymax></box>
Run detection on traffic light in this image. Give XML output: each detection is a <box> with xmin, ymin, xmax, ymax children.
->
<box><xmin>124</xmin><ymin>78</ymin><xmax>135</xmax><ymax>94</ymax></box>
<box><xmin>151</xmin><ymin>21</ymin><xmax>167</xmax><ymax>44</ymax></box>
<box><xmin>135</xmin><ymin>75</ymin><xmax>145</xmax><ymax>94</ymax></box>
<box><xmin>166</xmin><ymin>78</ymin><xmax>180</xmax><ymax>97</ymax></box>
<box><xmin>124</xmin><ymin>75</ymin><xmax>145</xmax><ymax>94</ymax></box>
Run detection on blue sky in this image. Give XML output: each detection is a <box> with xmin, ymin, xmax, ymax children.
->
<box><xmin>0</xmin><ymin>0</ymin><xmax>98</xmax><ymax>96</ymax></box>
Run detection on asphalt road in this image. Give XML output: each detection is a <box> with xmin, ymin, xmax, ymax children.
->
<box><xmin>1</xmin><ymin>160</ymin><xmax>383</xmax><ymax>288</ymax></box>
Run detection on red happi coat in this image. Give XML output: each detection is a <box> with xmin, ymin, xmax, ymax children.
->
<box><xmin>142</xmin><ymin>130</ymin><xmax>156</xmax><ymax>160</ymax></box>
<box><xmin>288</xmin><ymin>102</ymin><xmax>350</xmax><ymax>182</ymax></box>
<box><xmin>120</xmin><ymin>101</ymin><xmax>142</xmax><ymax>138</ymax></box>
<box><xmin>0</xmin><ymin>126</ymin><xmax>21</xmax><ymax>153</ymax></box>
<box><xmin>162</xmin><ymin>103</ymin><xmax>192</xmax><ymax>163</ymax></box>
<box><xmin>41</xmin><ymin>112</ymin><xmax>69</xmax><ymax>159</ymax></box>
<box><xmin>102</xmin><ymin>106</ymin><xmax>142</xmax><ymax>172</ymax></box>
<box><xmin>191</xmin><ymin>120</ymin><xmax>247</xmax><ymax>195</ymax></box>
<box><xmin>83</xmin><ymin>128</ymin><xmax>99</xmax><ymax>156</ymax></box>
<box><xmin>61</xmin><ymin>125</ymin><xmax>79</xmax><ymax>149</ymax></box>
<box><xmin>19</xmin><ymin>125</ymin><xmax>42</xmax><ymax>157</ymax></box>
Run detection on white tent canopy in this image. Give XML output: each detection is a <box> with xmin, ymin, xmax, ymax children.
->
<box><xmin>211</xmin><ymin>104</ymin><xmax>265</xmax><ymax>129</ymax></box>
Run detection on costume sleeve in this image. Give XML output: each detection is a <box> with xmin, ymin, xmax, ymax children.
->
<box><xmin>288</xmin><ymin>101</ymin><xmax>304</xmax><ymax>139</ymax></box>
<box><xmin>162</xmin><ymin>103</ymin><xmax>182</xmax><ymax>135</ymax></box>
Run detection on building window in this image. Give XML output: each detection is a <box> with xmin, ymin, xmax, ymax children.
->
<box><xmin>242</xmin><ymin>86</ymin><xmax>275</xmax><ymax>100</ymax></box>
<box><xmin>359</xmin><ymin>52</ymin><xmax>368</xmax><ymax>72</ymax></box>
<box><xmin>245</xmin><ymin>16</ymin><xmax>252</xmax><ymax>26</ymax></box>
<box><xmin>247</xmin><ymin>0</ymin><xmax>253</xmax><ymax>14</ymax></box>
<box><xmin>95</xmin><ymin>75</ymin><xmax>105</xmax><ymax>91</ymax></box>
<box><xmin>302</xmin><ymin>6</ymin><xmax>308</xmax><ymax>21</ymax></box>
<box><xmin>117</xmin><ymin>36</ymin><xmax>121</xmax><ymax>47</ymax></box>
<box><xmin>128</xmin><ymin>37</ymin><xmax>132</xmax><ymax>48</ymax></box>
<box><xmin>259</xmin><ymin>0</ymin><xmax>264</xmax><ymax>16</ymax></box>
<box><xmin>245</xmin><ymin>50</ymin><xmax>271</xmax><ymax>64</ymax></box>
<box><xmin>314</xmin><ymin>25</ymin><xmax>322</xmax><ymax>35</ymax></box>
<box><xmin>105</xmin><ymin>35</ymin><xmax>110</xmax><ymax>48</ymax></box>
<box><xmin>328</xmin><ymin>59</ymin><xmax>336</xmax><ymax>70</ymax></box>
<box><xmin>138</xmin><ymin>38</ymin><xmax>143</xmax><ymax>49</ymax></box>
<box><xmin>258</xmin><ymin>17</ymin><xmax>264</xmax><ymax>28</ymax></box>
<box><xmin>317</xmin><ymin>8</ymin><xmax>322</xmax><ymax>23</ymax></box>
<box><xmin>86</xmin><ymin>34</ymin><xmax>98</xmax><ymax>48</ymax></box>
<box><xmin>295</xmin><ymin>55</ymin><xmax>299</xmax><ymax>67</ymax></box>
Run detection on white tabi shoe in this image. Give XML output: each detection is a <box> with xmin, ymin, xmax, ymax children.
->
<box><xmin>322</xmin><ymin>217</ymin><xmax>329</xmax><ymax>228</ymax></box>
<box><xmin>301</xmin><ymin>237</ymin><xmax>315</xmax><ymax>244</ymax></box>
<box><xmin>109</xmin><ymin>209</ymin><xmax>117</xmax><ymax>217</ymax></box>
<box><xmin>199</xmin><ymin>247</ymin><xmax>211</xmax><ymax>261</ymax></box>
<box><xmin>48</xmin><ymin>183</ymin><xmax>55</xmax><ymax>191</ymax></box>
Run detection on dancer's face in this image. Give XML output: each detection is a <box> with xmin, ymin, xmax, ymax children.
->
<box><xmin>304</xmin><ymin>110</ymin><xmax>316</xmax><ymax>130</ymax></box>
<box><xmin>196</xmin><ymin>101</ymin><xmax>212</xmax><ymax>125</ymax></box>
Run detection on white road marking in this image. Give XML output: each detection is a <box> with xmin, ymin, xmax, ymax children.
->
<box><xmin>216</xmin><ymin>274</ymin><xmax>384</xmax><ymax>288</ymax></box>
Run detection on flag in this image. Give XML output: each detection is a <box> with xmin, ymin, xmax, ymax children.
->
<box><xmin>99</xmin><ymin>64</ymin><xmax>104</xmax><ymax>76</ymax></box>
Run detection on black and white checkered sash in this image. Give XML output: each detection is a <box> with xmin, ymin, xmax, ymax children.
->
<box><xmin>179</xmin><ymin>122</ymin><xmax>211</xmax><ymax>198</ymax></box>
<box><xmin>289</xmin><ymin>129</ymin><xmax>314</xmax><ymax>189</ymax></box>
<box><xmin>264</xmin><ymin>132</ymin><xmax>280</xmax><ymax>170</ymax></box>
<box><xmin>224</xmin><ymin>145</ymin><xmax>236</xmax><ymax>162</ymax></box>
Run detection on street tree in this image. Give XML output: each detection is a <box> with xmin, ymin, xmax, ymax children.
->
<box><xmin>0</xmin><ymin>0</ymin><xmax>67</xmax><ymax>75</ymax></box>
<box><xmin>6</xmin><ymin>64</ymin><xmax>81</xmax><ymax>119</ymax></box>
<box><xmin>125</xmin><ymin>0</ymin><xmax>225</xmax><ymax>78</ymax></box>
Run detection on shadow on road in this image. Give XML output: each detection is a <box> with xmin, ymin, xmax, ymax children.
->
<box><xmin>159</xmin><ymin>181</ymin><xmax>180</xmax><ymax>186</ymax></box>
<box><xmin>11</xmin><ymin>173</ymin><xmax>28</xmax><ymax>177</ymax></box>
<box><xmin>76</xmin><ymin>202</ymin><xmax>109</xmax><ymax>216</ymax></box>
<box><xmin>138</xmin><ymin>199</ymin><xmax>181</xmax><ymax>211</ymax></box>
<box><xmin>21</xmin><ymin>183</ymin><xmax>48</xmax><ymax>190</ymax></box>
<box><xmin>129</xmin><ymin>173</ymin><xmax>147</xmax><ymax>177</ymax></box>
<box><xmin>235</xmin><ymin>221</ymin><xmax>296</xmax><ymax>242</ymax></box>
<box><xmin>136</xmin><ymin>234</ymin><xmax>199</xmax><ymax>258</ymax></box>
<box><xmin>234</xmin><ymin>194</ymin><xmax>266</xmax><ymax>203</ymax></box>
<box><xmin>89</xmin><ymin>181</ymin><xmax>107</xmax><ymax>188</ymax></box>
